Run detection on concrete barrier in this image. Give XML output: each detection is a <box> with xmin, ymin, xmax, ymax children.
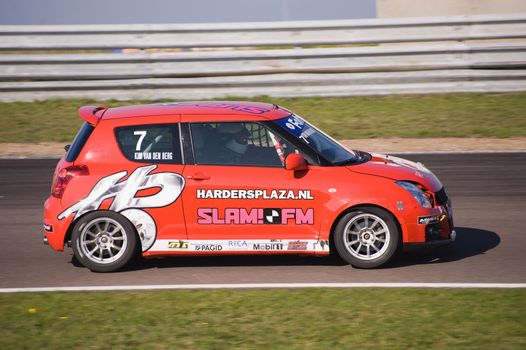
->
<box><xmin>0</xmin><ymin>13</ymin><xmax>524</xmax><ymax>101</ymax></box>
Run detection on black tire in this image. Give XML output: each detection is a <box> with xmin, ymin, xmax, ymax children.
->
<box><xmin>71</xmin><ymin>211</ymin><xmax>138</xmax><ymax>272</ymax></box>
<box><xmin>334</xmin><ymin>206</ymin><xmax>400</xmax><ymax>269</ymax></box>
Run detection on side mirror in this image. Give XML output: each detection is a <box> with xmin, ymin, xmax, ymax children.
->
<box><xmin>285</xmin><ymin>153</ymin><xmax>308</xmax><ymax>171</ymax></box>
<box><xmin>64</xmin><ymin>144</ymin><xmax>71</xmax><ymax>152</ymax></box>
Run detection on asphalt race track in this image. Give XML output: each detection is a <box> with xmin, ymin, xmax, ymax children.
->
<box><xmin>0</xmin><ymin>153</ymin><xmax>525</xmax><ymax>288</ymax></box>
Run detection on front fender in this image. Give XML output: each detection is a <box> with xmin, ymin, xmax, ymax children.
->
<box><xmin>318</xmin><ymin>171</ymin><xmax>427</xmax><ymax>243</ymax></box>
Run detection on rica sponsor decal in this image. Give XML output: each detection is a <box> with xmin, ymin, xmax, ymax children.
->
<box><xmin>228</xmin><ymin>240</ymin><xmax>248</xmax><ymax>248</ymax></box>
<box><xmin>197</xmin><ymin>208</ymin><xmax>314</xmax><ymax>225</ymax></box>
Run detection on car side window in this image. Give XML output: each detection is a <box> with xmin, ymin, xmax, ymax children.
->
<box><xmin>190</xmin><ymin>122</ymin><xmax>302</xmax><ymax>167</ymax></box>
<box><xmin>115</xmin><ymin>124</ymin><xmax>182</xmax><ymax>164</ymax></box>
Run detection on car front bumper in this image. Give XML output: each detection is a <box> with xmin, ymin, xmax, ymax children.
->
<box><xmin>403</xmin><ymin>229</ymin><xmax>456</xmax><ymax>251</ymax></box>
<box><xmin>400</xmin><ymin>195</ymin><xmax>455</xmax><ymax>243</ymax></box>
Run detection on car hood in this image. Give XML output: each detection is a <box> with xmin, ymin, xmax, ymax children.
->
<box><xmin>348</xmin><ymin>153</ymin><xmax>443</xmax><ymax>192</ymax></box>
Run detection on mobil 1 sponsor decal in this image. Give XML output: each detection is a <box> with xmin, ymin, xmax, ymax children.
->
<box><xmin>197</xmin><ymin>208</ymin><xmax>313</xmax><ymax>225</ymax></box>
<box><xmin>253</xmin><ymin>240</ymin><xmax>284</xmax><ymax>251</ymax></box>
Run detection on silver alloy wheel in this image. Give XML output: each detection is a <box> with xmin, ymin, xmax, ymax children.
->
<box><xmin>343</xmin><ymin>213</ymin><xmax>391</xmax><ymax>261</ymax></box>
<box><xmin>79</xmin><ymin>217</ymin><xmax>128</xmax><ymax>264</ymax></box>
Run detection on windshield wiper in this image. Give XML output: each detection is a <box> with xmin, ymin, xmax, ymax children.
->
<box><xmin>334</xmin><ymin>157</ymin><xmax>357</xmax><ymax>166</ymax></box>
<box><xmin>334</xmin><ymin>151</ymin><xmax>370</xmax><ymax>166</ymax></box>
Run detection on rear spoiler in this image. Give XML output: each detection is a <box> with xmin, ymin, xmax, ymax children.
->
<box><xmin>78</xmin><ymin>105</ymin><xmax>108</xmax><ymax>126</ymax></box>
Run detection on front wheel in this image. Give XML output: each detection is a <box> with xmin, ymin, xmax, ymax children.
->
<box><xmin>334</xmin><ymin>207</ymin><xmax>400</xmax><ymax>268</ymax></box>
<box><xmin>71</xmin><ymin>211</ymin><xmax>138</xmax><ymax>272</ymax></box>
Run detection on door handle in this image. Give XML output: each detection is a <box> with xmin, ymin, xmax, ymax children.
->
<box><xmin>187</xmin><ymin>172</ymin><xmax>211</xmax><ymax>180</ymax></box>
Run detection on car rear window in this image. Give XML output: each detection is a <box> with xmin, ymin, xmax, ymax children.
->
<box><xmin>66</xmin><ymin>122</ymin><xmax>94</xmax><ymax>162</ymax></box>
<box><xmin>115</xmin><ymin>124</ymin><xmax>182</xmax><ymax>164</ymax></box>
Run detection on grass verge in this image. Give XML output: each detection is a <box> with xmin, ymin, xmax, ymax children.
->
<box><xmin>1</xmin><ymin>288</ymin><xmax>525</xmax><ymax>349</ymax></box>
<box><xmin>0</xmin><ymin>93</ymin><xmax>525</xmax><ymax>143</ymax></box>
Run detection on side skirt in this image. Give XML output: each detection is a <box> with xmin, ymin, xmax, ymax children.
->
<box><xmin>144</xmin><ymin>238</ymin><xmax>330</xmax><ymax>256</ymax></box>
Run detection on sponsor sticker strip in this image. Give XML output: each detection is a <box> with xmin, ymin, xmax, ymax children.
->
<box><xmin>149</xmin><ymin>239</ymin><xmax>330</xmax><ymax>252</ymax></box>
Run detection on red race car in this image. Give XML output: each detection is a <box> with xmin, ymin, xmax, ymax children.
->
<box><xmin>43</xmin><ymin>102</ymin><xmax>455</xmax><ymax>272</ymax></box>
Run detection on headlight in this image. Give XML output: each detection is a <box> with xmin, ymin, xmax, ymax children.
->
<box><xmin>396</xmin><ymin>181</ymin><xmax>432</xmax><ymax>208</ymax></box>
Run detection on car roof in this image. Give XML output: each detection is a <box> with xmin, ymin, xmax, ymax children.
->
<box><xmin>100</xmin><ymin>101</ymin><xmax>292</xmax><ymax>121</ymax></box>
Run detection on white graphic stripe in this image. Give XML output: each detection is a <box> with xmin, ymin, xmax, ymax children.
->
<box><xmin>1</xmin><ymin>283</ymin><xmax>525</xmax><ymax>293</ymax></box>
<box><xmin>148</xmin><ymin>239</ymin><xmax>329</xmax><ymax>252</ymax></box>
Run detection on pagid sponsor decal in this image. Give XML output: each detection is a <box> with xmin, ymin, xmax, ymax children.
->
<box><xmin>194</xmin><ymin>244</ymin><xmax>223</xmax><ymax>251</ymax></box>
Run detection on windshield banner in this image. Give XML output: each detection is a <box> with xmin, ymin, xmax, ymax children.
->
<box><xmin>274</xmin><ymin>114</ymin><xmax>313</xmax><ymax>144</ymax></box>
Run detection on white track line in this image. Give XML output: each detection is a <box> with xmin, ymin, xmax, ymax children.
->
<box><xmin>1</xmin><ymin>283</ymin><xmax>525</xmax><ymax>293</ymax></box>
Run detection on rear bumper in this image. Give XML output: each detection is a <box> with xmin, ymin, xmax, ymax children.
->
<box><xmin>43</xmin><ymin>196</ymin><xmax>72</xmax><ymax>251</ymax></box>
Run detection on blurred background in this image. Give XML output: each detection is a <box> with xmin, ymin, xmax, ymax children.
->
<box><xmin>1</xmin><ymin>0</ymin><xmax>525</xmax><ymax>150</ymax></box>
<box><xmin>1</xmin><ymin>0</ymin><xmax>526</xmax><ymax>24</ymax></box>
<box><xmin>1</xmin><ymin>0</ymin><xmax>525</xmax><ymax>104</ymax></box>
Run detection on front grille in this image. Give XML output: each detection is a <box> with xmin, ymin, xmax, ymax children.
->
<box><xmin>435</xmin><ymin>187</ymin><xmax>449</xmax><ymax>206</ymax></box>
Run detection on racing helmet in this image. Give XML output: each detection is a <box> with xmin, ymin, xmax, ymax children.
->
<box><xmin>217</xmin><ymin>123</ymin><xmax>250</xmax><ymax>154</ymax></box>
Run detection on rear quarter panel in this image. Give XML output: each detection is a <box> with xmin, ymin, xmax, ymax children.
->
<box><xmin>58</xmin><ymin>115</ymin><xmax>188</xmax><ymax>250</ymax></box>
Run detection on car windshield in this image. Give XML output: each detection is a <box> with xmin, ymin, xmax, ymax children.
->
<box><xmin>274</xmin><ymin>114</ymin><xmax>357</xmax><ymax>165</ymax></box>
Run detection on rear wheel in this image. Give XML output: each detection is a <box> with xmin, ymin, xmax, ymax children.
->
<box><xmin>71</xmin><ymin>211</ymin><xmax>137</xmax><ymax>272</ymax></box>
<box><xmin>334</xmin><ymin>207</ymin><xmax>400</xmax><ymax>268</ymax></box>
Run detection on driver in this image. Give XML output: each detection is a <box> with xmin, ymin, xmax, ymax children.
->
<box><xmin>217</xmin><ymin>123</ymin><xmax>251</xmax><ymax>164</ymax></box>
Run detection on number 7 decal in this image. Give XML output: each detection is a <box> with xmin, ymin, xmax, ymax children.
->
<box><xmin>134</xmin><ymin>130</ymin><xmax>147</xmax><ymax>151</ymax></box>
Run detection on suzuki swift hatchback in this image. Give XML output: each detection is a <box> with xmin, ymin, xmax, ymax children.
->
<box><xmin>43</xmin><ymin>102</ymin><xmax>455</xmax><ymax>272</ymax></box>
